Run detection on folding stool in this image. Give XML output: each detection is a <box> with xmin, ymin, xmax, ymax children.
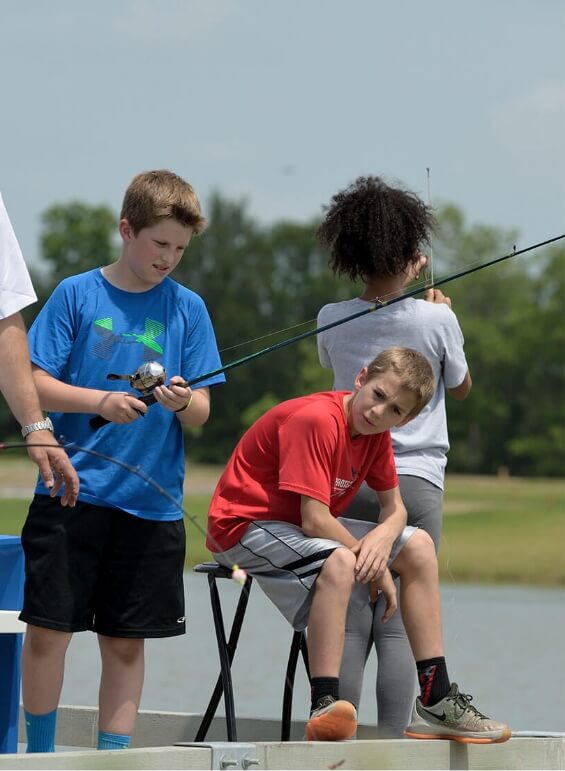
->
<box><xmin>193</xmin><ymin>561</ymin><xmax>310</xmax><ymax>742</ymax></box>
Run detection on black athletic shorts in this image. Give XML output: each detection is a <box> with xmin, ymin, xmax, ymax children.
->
<box><xmin>20</xmin><ymin>494</ymin><xmax>186</xmax><ymax>638</ymax></box>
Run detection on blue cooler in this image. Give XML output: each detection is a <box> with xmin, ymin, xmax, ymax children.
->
<box><xmin>0</xmin><ymin>535</ymin><xmax>25</xmax><ymax>754</ymax></box>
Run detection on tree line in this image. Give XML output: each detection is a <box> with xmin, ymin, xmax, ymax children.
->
<box><xmin>5</xmin><ymin>193</ymin><xmax>564</xmax><ymax>477</ymax></box>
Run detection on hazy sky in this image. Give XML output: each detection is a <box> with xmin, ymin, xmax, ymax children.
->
<box><xmin>2</xmin><ymin>0</ymin><xmax>564</xmax><ymax>268</ymax></box>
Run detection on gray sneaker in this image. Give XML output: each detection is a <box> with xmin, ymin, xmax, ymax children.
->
<box><xmin>404</xmin><ymin>683</ymin><xmax>512</xmax><ymax>744</ymax></box>
<box><xmin>305</xmin><ymin>695</ymin><xmax>357</xmax><ymax>741</ymax></box>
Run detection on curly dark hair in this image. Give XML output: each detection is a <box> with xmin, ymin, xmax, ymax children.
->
<box><xmin>315</xmin><ymin>176</ymin><xmax>436</xmax><ymax>281</ymax></box>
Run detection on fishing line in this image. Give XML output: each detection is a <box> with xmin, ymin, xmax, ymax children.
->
<box><xmin>2</xmin><ymin>234</ymin><xmax>563</xmax><ymax>628</ymax></box>
<box><xmin>189</xmin><ymin>234</ymin><xmax>565</xmax><ymax>387</ymax></box>
<box><xmin>425</xmin><ymin>167</ymin><xmax>434</xmax><ymax>287</ymax></box>
<box><xmin>216</xmin><ymin>232</ymin><xmax>561</xmax><ymax>359</ymax></box>
<box><xmin>0</xmin><ymin>440</ymin><xmax>242</xmax><ymax>581</ymax></box>
<box><xmin>216</xmin><ymin>266</ymin><xmax>436</xmax><ymax>356</ymax></box>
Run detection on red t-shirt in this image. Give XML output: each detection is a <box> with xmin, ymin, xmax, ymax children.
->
<box><xmin>206</xmin><ymin>391</ymin><xmax>398</xmax><ymax>552</ymax></box>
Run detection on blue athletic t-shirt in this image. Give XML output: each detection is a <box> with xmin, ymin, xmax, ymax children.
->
<box><xmin>28</xmin><ymin>268</ymin><xmax>225</xmax><ymax>521</ymax></box>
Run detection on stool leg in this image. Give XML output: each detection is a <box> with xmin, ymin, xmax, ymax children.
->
<box><xmin>281</xmin><ymin>630</ymin><xmax>310</xmax><ymax>741</ymax></box>
<box><xmin>195</xmin><ymin>574</ymin><xmax>253</xmax><ymax>742</ymax></box>
<box><xmin>300</xmin><ymin>631</ymin><xmax>311</xmax><ymax>680</ymax></box>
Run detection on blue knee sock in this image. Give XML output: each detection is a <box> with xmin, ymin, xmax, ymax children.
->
<box><xmin>97</xmin><ymin>730</ymin><xmax>131</xmax><ymax>750</ymax></box>
<box><xmin>24</xmin><ymin>708</ymin><xmax>57</xmax><ymax>753</ymax></box>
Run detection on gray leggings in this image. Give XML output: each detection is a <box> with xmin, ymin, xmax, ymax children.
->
<box><xmin>338</xmin><ymin>475</ymin><xmax>442</xmax><ymax>737</ymax></box>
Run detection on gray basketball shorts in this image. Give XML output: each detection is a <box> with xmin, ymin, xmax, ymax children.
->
<box><xmin>212</xmin><ymin>518</ymin><xmax>417</xmax><ymax>631</ymax></box>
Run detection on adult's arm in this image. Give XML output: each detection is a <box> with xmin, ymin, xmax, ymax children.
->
<box><xmin>0</xmin><ymin>312</ymin><xmax>79</xmax><ymax>506</ymax></box>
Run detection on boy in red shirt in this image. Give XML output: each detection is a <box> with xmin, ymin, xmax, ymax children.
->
<box><xmin>207</xmin><ymin>347</ymin><xmax>510</xmax><ymax>744</ymax></box>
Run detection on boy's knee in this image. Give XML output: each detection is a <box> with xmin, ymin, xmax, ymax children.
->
<box><xmin>322</xmin><ymin>547</ymin><xmax>356</xmax><ymax>584</ymax></box>
<box><xmin>409</xmin><ymin>528</ymin><xmax>435</xmax><ymax>557</ymax></box>
<box><xmin>394</xmin><ymin>528</ymin><xmax>437</xmax><ymax>572</ymax></box>
<box><xmin>25</xmin><ymin>625</ymin><xmax>72</xmax><ymax>657</ymax></box>
<box><xmin>99</xmin><ymin>636</ymin><xmax>144</xmax><ymax>665</ymax></box>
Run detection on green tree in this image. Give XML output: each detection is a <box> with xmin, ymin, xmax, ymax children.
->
<box><xmin>39</xmin><ymin>202</ymin><xmax>117</xmax><ymax>295</ymax></box>
<box><xmin>9</xmin><ymin>194</ymin><xmax>562</xmax><ymax>477</ymax></box>
<box><xmin>435</xmin><ymin>207</ymin><xmax>564</xmax><ymax>476</ymax></box>
<box><xmin>176</xmin><ymin>193</ymin><xmax>352</xmax><ymax>461</ymax></box>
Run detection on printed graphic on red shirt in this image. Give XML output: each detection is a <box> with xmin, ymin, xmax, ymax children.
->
<box><xmin>207</xmin><ymin>391</ymin><xmax>398</xmax><ymax>552</ymax></box>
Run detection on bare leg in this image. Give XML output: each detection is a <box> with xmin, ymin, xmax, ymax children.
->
<box><xmin>98</xmin><ymin>635</ymin><xmax>145</xmax><ymax>735</ymax></box>
<box><xmin>21</xmin><ymin>625</ymin><xmax>73</xmax><ymax>713</ymax></box>
<box><xmin>390</xmin><ymin>529</ymin><xmax>444</xmax><ymax>661</ymax></box>
<box><xmin>307</xmin><ymin>548</ymin><xmax>356</xmax><ymax>677</ymax></box>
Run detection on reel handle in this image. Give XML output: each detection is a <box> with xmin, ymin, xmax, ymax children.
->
<box><xmin>89</xmin><ymin>392</ymin><xmax>157</xmax><ymax>429</ymax></box>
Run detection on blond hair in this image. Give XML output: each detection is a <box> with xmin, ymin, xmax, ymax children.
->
<box><xmin>120</xmin><ymin>170</ymin><xmax>207</xmax><ymax>235</ymax></box>
<box><xmin>365</xmin><ymin>347</ymin><xmax>435</xmax><ymax>419</ymax></box>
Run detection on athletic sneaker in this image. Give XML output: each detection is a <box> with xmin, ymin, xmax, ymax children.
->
<box><xmin>404</xmin><ymin>683</ymin><xmax>512</xmax><ymax>744</ymax></box>
<box><xmin>305</xmin><ymin>695</ymin><xmax>357</xmax><ymax>741</ymax></box>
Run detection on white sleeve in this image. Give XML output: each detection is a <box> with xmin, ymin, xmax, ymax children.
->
<box><xmin>440</xmin><ymin>308</ymin><xmax>469</xmax><ymax>389</ymax></box>
<box><xmin>316</xmin><ymin>308</ymin><xmax>332</xmax><ymax>368</ymax></box>
<box><xmin>0</xmin><ymin>193</ymin><xmax>37</xmax><ymax>319</ymax></box>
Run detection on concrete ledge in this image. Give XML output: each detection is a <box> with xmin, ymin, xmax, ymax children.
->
<box><xmin>8</xmin><ymin>705</ymin><xmax>564</xmax><ymax>770</ymax></box>
<box><xmin>2</xmin><ymin>737</ymin><xmax>564</xmax><ymax>770</ymax></box>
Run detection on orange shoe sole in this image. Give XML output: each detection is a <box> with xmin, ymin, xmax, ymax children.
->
<box><xmin>305</xmin><ymin>701</ymin><xmax>357</xmax><ymax>742</ymax></box>
<box><xmin>404</xmin><ymin>727</ymin><xmax>512</xmax><ymax>744</ymax></box>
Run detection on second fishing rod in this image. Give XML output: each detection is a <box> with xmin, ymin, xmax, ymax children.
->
<box><xmin>90</xmin><ymin>233</ymin><xmax>564</xmax><ymax>430</ymax></box>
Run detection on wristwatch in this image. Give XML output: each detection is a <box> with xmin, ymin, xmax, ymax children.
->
<box><xmin>21</xmin><ymin>417</ymin><xmax>54</xmax><ymax>438</ymax></box>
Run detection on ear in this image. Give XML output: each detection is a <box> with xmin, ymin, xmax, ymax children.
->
<box><xmin>118</xmin><ymin>218</ymin><xmax>134</xmax><ymax>241</ymax></box>
<box><xmin>354</xmin><ymin>366</ymin><xmax>369</xmax><ymax>389</ymax></box>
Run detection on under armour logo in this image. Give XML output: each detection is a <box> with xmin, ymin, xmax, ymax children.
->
<box><xmin>92</xmin><ymin>317</ymin><xmax>165</xmax><ymax>359</ymax></box>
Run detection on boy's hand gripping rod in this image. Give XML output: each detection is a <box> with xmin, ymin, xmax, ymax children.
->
<box><xmin>89</xmin><ymin>361</ymin><xmax>189</xmax><ymax>429</ymax></box>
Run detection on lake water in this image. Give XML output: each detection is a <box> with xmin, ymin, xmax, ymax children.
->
<box><xmin>54</xmin><ymin>574</ymin><xmax>565</xmax><ymax>734</ymax></box>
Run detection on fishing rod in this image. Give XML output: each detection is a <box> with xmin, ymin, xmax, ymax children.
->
<box><xmin>85</xmin><ymin>233</ymin><xmax>564</xmax><ymax>425</ymax></box>
<box><xmin>186</xmin><ymin>233</ymin><xmax>565</xmax><ymax>387</ymax></box>
<box><xmin>425</xmin><ymin>167</ymin><xmax>434</xmax><ymax>287</ymax></box>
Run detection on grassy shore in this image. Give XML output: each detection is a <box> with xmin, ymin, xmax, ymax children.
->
<box><xmin>0</xmin><ymin>459</ymin><xmax>563</xmax><ymax>586</ymax></box>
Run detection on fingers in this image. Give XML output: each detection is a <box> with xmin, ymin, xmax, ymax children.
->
<box><xmin>355</xmin><ymin>553</ymin><xmax>386</xmax><ymax>583</ymax></box>
<box><xmin>46</xmin><ymin>449</ymin><xmax>79</xmax><ymax>507</ymax></box>
<box><xmin>53</xmin><ymin>460</ymin><xmax>80</xmax><ymax>507</ymax></box>
<box><xmin>30</xmin><ymin>449</ymin><xmax>57</xmax><ymax>492</ymax></box>
<box><xmin>424</xmin><ymin>288</ymin><xmax>452</xmax><ymax>306</ymax></box>
<box><xmin>27</xmin><ymin>445</ymin><xmax>80</xmax><ymax>507</ymax></box>
<box><xmin>153</xmin><ymin>380</ymin><xmax>192</xmax><ymax>413</ymax></box>
<box><xmin>99</xmin><ymin>392</ymin><xmax>148</xmax><ymax>424</ymax></box>
<box><xmin>381</xmin><ymin>595</ymin><xmax>398</xmax><ymax>623</ymax></box>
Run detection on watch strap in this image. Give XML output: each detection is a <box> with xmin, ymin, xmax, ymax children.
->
<box><xmin>21</xmin><ymin>418</ymin><xmax>54</xmax><ymax>438</ymax></box>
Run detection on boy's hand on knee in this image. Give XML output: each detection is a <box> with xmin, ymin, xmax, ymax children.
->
<box><xmin>351</xmin><ymin>530</ymin><xmax>393</xmax><ymax>583</ymax></box>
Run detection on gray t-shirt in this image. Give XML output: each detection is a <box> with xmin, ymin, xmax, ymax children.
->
<box><xmin>317</xmin><ymin>297</ymin><xmax>468</xmax><ymax>489</ymax></box>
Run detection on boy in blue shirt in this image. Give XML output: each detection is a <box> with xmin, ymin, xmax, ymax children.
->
<box><xmin>19</xmin><ymin>169</ymin><xmax>225</xmax><ymax>752</ymax></box>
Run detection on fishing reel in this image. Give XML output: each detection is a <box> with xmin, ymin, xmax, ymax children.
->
<box><xmin>106</xmin><ymin>361</ymin><xmax>167</xmax><ymax>395</ymax></box>
<box><xmin>90</xmin><ymin>361</ymin><xmax>168</xmax><ymax>429</ymax></box>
